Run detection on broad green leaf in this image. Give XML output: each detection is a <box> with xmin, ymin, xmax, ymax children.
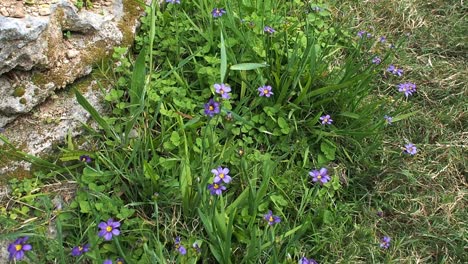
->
<box><xmin>75</xmin><ymin>89</ymin><xmax>115</xmax><ymax>139</ymax></box>
<box><xmin>230</xmin><ymin>63</ymin><xmax>269</xmax><ymax>71</ymax></box>
<box><xmin>320</xmin><ymin>141</ymin><xmax>336</xmax><ymax>161</ymax></box>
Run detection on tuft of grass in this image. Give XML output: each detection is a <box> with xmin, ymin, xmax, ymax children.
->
<box><xmin>335</xmin><ymin>0</ymin><xmax>467</xmax><ymax>262</ymax></box>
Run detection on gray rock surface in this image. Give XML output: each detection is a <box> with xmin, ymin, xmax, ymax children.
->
<box><xmin>0</xmin><ymin>16</ymin><xmax>50</xmax><ymax>75</ymax></box>
<box><xmin>0</xmin><ymin>0</ymin><xmax>147</xmax><ymax>175</ymax></box>
<box><xmin>0</xmin><ymin>0</ymin><xmax>130</xmax><ymax>128</ymax></box>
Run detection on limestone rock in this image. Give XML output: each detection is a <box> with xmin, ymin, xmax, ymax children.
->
<box><xmin>0</xmin><ymin>0</ymin><xmax>148</xmax><ymax>176</ymax></box>
<box><xmin>0</xmin><ymin>16</ymin><xmax>50</xmax><ymax>75</ymax></box>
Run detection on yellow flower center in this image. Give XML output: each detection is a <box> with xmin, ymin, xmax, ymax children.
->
<box><xmin>106</xmin><ymin>226</ymin><xmax>113</xmax><ymax>232</ymax></box>
<box><xmin>78</xmin><ymin>246</ymin><xmax>83</xmax><ymax>251</ymax></box>
<box><xmin>317</xmin><ymin>175</ymin><xmax>322</xmax><ymax>179</ymax></box>
<box><xmin>214</xmin><ymin>184</ymin><xmax>219</xmax><ymax>189</ymax></box>
<box><xmin>15</xmin><ymin>244</ymin><xmax>22</xmax><ymax>251</ymax></box>
<box><xmin>263</xmin><ymin>89</ymin><xmax>269</xmax><ymax>94</ymax></box>
<box><xmin>269</xmin><ymin>216</ymin><xmax>273</xmax><ymax>222</ymax></box>
<box><xmin>220</xmin><ymin>90</ymin><xmax>224</xmax><ymax>94</ymax></box>
<box><xmin>117</xmin><ymin>261</ymin><xmax>124</xmax><ymax>264</ymax></box>
<box><xmin>209</xmin><ymin>106</ymin><xmax>214</xmax><ymax>111</ymax></box>
<box><xmin>219</xmin><ymin>173</ymin><xmax>224</xmax><ymax>179</ymax></box>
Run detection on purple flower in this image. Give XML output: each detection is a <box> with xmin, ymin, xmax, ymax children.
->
<box><xmin>357</xmin><ymin>30</ymin><xmax>372</xmax><ymax>38</ymax></box>
<box><xmin>98</xmin><ymin>218</ymin><xmax>121</xmax><ymax>241</ymax></box>
<box><xmin>8</xmin><ymin>237</ymin><xmax>32</xmax><ymax>260</ymax></box>
<box><xmin>404</xmin><ymin>143</ymin><xmax>417</xmax><ymax>155</ymax></box>
<box><xmin>166</xmin><ymin>0</ymin><xmax>180</xmax><ymax>3</ymax></box>
<box><xmin>211</xmin><ymin>166</ymin><xmax>232</xmax><ymax>184</ymax></box>
<box><xmin>372</xmin><ymin>56</ymin><xmax>382</xmax><ymax>65</ymax></box>
<box><xmin>193</xmin><ymin>242</ymin><xmax>201</xmax><ymax>253</ymax></box>
<box><xmin>80</xmin><ymin>155</ymin><xmax>92</xmax><ymax>163</ymax></box>
<box><xmin>309</xmin><ymin>168</ymin><xmax>331</xmax><ymax>184</ymax></box>
<box><xmin>319</xmin><ymin>114</ymin><xmax>333</xmax><ymax>125</ymax></box>
<box><xmin>398</xmin><ymin>82</ymin><xmax>416</xmax><ymax>97</ymax></box>
<box><xmin>379</xmin><ymin>36</ymin><xmax>386</xmax><ymax>43</ymax></box>
<box><xmin>71</xmin><ymin>243</ymin><xmax>90</xmax><ymax>256</ymax></box>
<box><xmin>207</xmin><ymin>182</ymin><xmax>227</xmax><ymax>195</ymax></box>
<box><xmin>258</xmin><ymin>85</ymin><xmax>273</xmax><ymax>97</ymax></box>
<box><xmin>174</xmin><ymin>236</ymin><xmax>187</xmax><ymax>255</ymax></box>
<box><xmin>264</xmin><ymin>210</ymin><xmax>281</xmax><ymax>225</ymax></box>
<box><xmin>380</xmin><ymin>236</ymin><xmax>391</xmax><ymax>249</ymax></box>
<box><xmin>212</xmin><ymin>8</ymin><xmax>226</xmax><ymax>18</ymax></box>
<box><xmin>264</xmin><ymin>26</ymin><xmax>276</xmax><ymax>34</ymax></box>
<box><xmin>387</xmin><ymin>65</ymin><xmax>404</xmax><ymax>76</ymax></box>
<box><xmin>103</xmin><ymin>260</ymin><xmax>113</xmax><ymax>264</ymax></box>
<box><xmin>376</xmin><ymin>211</ymin><xmax>384</xmax><ymax>217</ymax></box>
<box><xmin>204</xmin><ymin>98</ymin><xmax>220</xmax><ymax>117</ymax></box>
<box><xmin>384</xmin><ymin>115</ymin><xmax>393</xmax><ymax>125</ymax></box>
<box><xmin>299</xmin><ymin>257</ymin><xmax>318</xmax><ymax>264</ymax></box>
<box><xmin>214</xmin><ymin>83</ymin><xmax>231</xmax><ymax>99</ymax></box>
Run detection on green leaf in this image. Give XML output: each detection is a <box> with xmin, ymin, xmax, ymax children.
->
<box><xmin>340</xmin><ymin>111</ymin><xmax>360</xmax><ymax>119</ymax></box>
<box><xmin>129</xmin><ymin>48</ymin><xmax>147</xmax><ymax>113</ymax></box>
<box><xmin>393</xmin><ymin>110</ymin><xmax>419</xmax><ymax>122</ymax></box>
<box><xmin>170</xmin><ymin>131</ymin><xmax>181</xmax><ymax>146</ymax></box>
<box><xmin>75</xmin><ymin>89</ymin><xmax>116</xmax><ymax>139</ymax></box>
<box><xmin>220</xmin><ymin>31</ymin><xmax>227</xmax><ymax>81</ymax></box>
<box><xmin>270</xmin><ymin>194</ymin><xmax>288</xmax><ymax>207</ymax></box>
<box><xmin>230</xmin><ymin>63</ymin><xmax>269</xmax><ymax>71</ymax></box>
<box><xmin>79</xmin><ymin>200</ymin><xmax>91</xmax><ymax>213</ymax></box>
<box><xmin>320</xmin><ymin>141</ymin><xmax>336</xmax><ymax>161</ymax></box>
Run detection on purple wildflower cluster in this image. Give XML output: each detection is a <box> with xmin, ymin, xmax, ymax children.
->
<box><xmin>207</xmin><ymin>166</ymin><xmax>231</xmax><ymax>195</ymax></box>
<box><xmin>398</xmin><ymin>82</ymin><xmax>417</xmax><ymax>97</ymax></box>
<box><xmin>258</xmin><ymin>85</ymin><xmax>273</xmax><ymax>97</ymax></box>
<box><xmin>319</xmin><ymin>114</ymin><xmax>333</xmax><ymax>125</ymax></box>
<box><xmin>212</xmin><ymin>8</ymin><xmax>226</xmax><ymax>18</ymax></box>
<box><xmin>372</xmin><ymin>56</ymin><xmax>382</xmax><ymax>65</ymax></box>
<box><xmin>380</xmin><ymin>236</ymin><xmax>391</xmax><ymax>249</ymax></box>
<box><xmin>214</xmin><ymin>83</ymin><xmax>231</xmax><ymax>99</ymax></box>
<box><xmin>7</xmin><ymin>237</ymin><xmax>32</xmax><ymax>260</ymax></box>
<box><xmin>174</xmin><ymin>236</ymin><xmax>187</xmax><ymax>255</ymax></box>
<box><xmin>309</xmin><ymin>167</ymin><xmax>331</xmax><ymax>184</ymax></box>
<box><xmin>264</xmin><ymin>26</ymin><xmax>276</xmax><ymax>34</ymax></box>
<box><xmin>166</xmin><ymin>0</ymin><xmax>180</xmax><ymax>4</ymax></box>
<box><xmin>387</xmin><ymin>64</ymin><xmax>404</xmax><ymax>77</ymax></box>
<box><xmin>80</xmin><ymin>154</ymin><xmax>92</xmax><ymax>163</ymax></box>
<box><xmin>357</xmin><ymin>30</ymin><xmax>372</xmax><ymax>38</ymax></box>
<box><xmin>204</xmin><ymin>98</ymin><xmax>220</xmax><ymax>117</ymax></box>
<box><xmin>299</xmin><ymin>257</ymin><xmax>319</xmax><ymax>264</ymax></box>
<box><xmin>98</xmin><ymin>218</ymin><xmax>121</xmax><ymax>241</ymax></box>
<box><xmin>403</xmin><ymin>143</ymin><xmax>418</xmax><ymax>155</ymax></box>
<box><xmin>264</xmin><ymin>210</ymin><xmax>281</xmax><ymax>225</ymax></box>
<box><xmin>71</xmin><ymin>243</ymin><xmax>90</xmax><ymax>256</ymax></box>
<box><xmin>103</xmin><ymin>258</ymin><xmax>124</xmax><ymax>264</ymax></box>
<box><xmin>384</xmin><ymin>115</ymin><xmax>393</xmax><ymax>125</ymax></box>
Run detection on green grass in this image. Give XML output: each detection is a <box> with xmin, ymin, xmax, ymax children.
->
<box><xmin>0</xmin><ymin>0</ymin><xmax>466</xmax><ymax>263</ymax></box>
<box><xmin>334</xmin><ymin>0</ymin><xmax>467</xmax><ymax>262</ymax></box>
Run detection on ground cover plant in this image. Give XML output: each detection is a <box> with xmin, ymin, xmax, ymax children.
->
<box><xmin>1</xmin><ymin>0</ymin><xmax>465</xmax><ymax>263</ymax></box>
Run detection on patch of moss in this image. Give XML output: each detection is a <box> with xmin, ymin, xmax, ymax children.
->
<box><xmin>31</xmin><ymin>72</ymin><xmax>48</xmax><ymax>87</ymax></box>
<box><xmin>19</xmin><ymin>98</ymin><xmax>27</xmax><ymax>104</ymax></box>
<box><xmin>119</xmin><ymin>0</ymin><xmax>146</xmax><ymax>46</ymax></box>
<box><xmin>13</xmin><ymin>86</ymin><xmax>26</xmax><ymax>97</ymax></box>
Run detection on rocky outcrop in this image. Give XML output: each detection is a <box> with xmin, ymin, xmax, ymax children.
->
<box><xmin>0</xmin><ymin>0</ymin><xmax>147</xmax><ymax>175</ymax></box>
